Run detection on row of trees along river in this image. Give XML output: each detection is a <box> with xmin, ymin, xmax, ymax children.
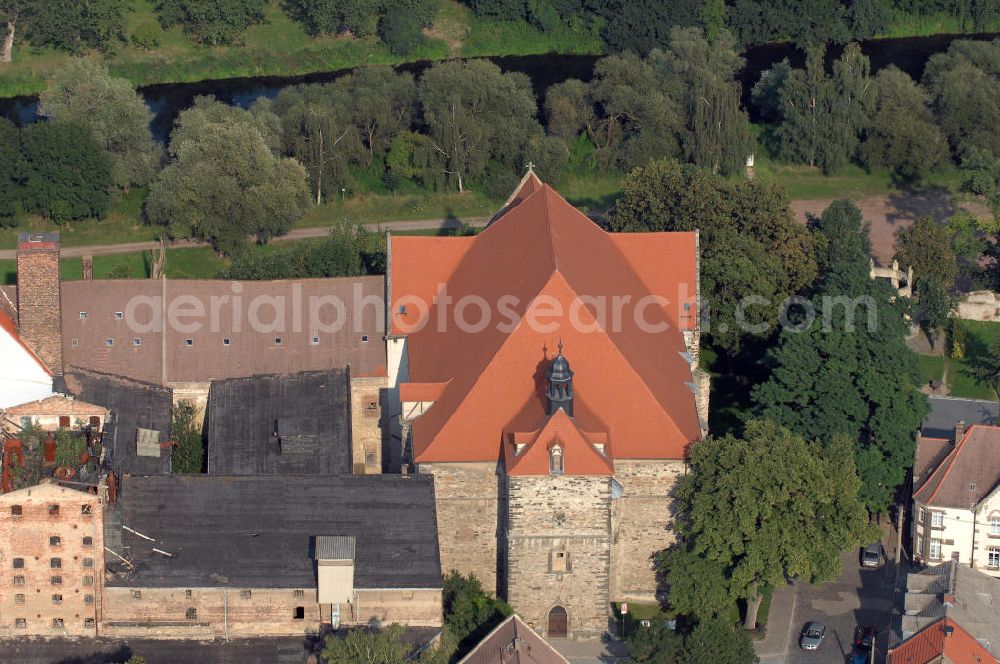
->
<box><xmin>0</xmin><ymin>30</ymin><xmax>997</xmax><ymax>143</ymax></box>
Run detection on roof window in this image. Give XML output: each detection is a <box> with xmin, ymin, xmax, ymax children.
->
<box><xmin>79</xmin><ymin>312</ymin><xmax>87</xmax><ymax>319</ymax></box>
<box><xmin>114</xmin><ymin>312</ymin><xmax>123</xmax><ymax>320</ymax></box>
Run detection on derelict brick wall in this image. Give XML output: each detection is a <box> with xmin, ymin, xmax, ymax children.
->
<box><xmin>0</xmin><ymin>484</ymin><xmax>104</xmax><ymax>638</ymax></box>
<box><xmin>350</xmin><ymin>375</ymin><xmax>388</xmax><ymax>474</ymax></box>
<box><xmin>16</xmin><ymin>244</ymin><xmax>62</xmax><ymax>374</ymax></box>
<box><xmin>418</xmin><ymin>462</ymin><xmax>499</xmax><ymax>593</ymax></box>
<box><xmin>506</xmin><ymin>475</ymin><xmax>611</xmax><ymax>639</ymax></box>
<box><xmin>610</xmin><ymin>460</ymin><xmax>684</xmax><ymax>602</ymax></box>
<box><xmin>101</xmin><ymin>587</ymin><xmax>442</xmax><ymax>638</ymax></box>
<box><xmin>101</xmin><ymin>587</ymin><xmax>315</xmax><ymax>639</ymax></box>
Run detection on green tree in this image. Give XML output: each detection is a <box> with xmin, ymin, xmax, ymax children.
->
<box><xmin>544</xmin><ymin>78</ymin><xmax>594</xmax><ymax>143</ymax></box>
<box><xmin>221</xmin><ymin>222</ymin><xmax>383</xmax><ymax>279</ymax></box>
<box><xmin>661</xmin><ymin>421</ymin><xmax>875</xmax><ymax>630</ymax></box>
<box><xmin>923</xmin><ymin>39</ymin><xmax>1000</xmax><ymax>159</ymax></box>
<box><xmin>5</xmin><ymin>0</ymin><xmax>125</xmax><ymax>55</ymax></box>
<box><xmin>653</xmin><ymin>28</ymin><xmax>753</xmax><ymax>176</ymax></box>
<box><xmin>626</xmin><ymin>617</ymin><xmax>684</xmax><ymax>663</ymax></box>
<box><xmin>915</xmin><ymin>279</ymin><xmax>954</xmax><ymax>347</ymax></box>
<box><xmin>681</xmin><ymin>617</ymin><xmax>758</xmax><ymax>664</ymax></box>
<box><xmin>345</xmin><ymin>67</ymin><xmax>418</xmax><ymax>166</ymax></box>
<box><xmin>147</xmin><ymin>100</ymin><xmax>309</xmax><ymax>256</ymax></box>
<box><xmin>321</xmin><ymin>624</ymin><xmax>410</xmax><ymax>664</ymax></box>
<box><xmin>753</xmin><ymin>200</ymin><xmax>930</xmax><ymax>511</ymax></box>
<box><xmin>420</xmin><ymin>59</ymin><xmax>542</xmax><ymax>192</ymax></box>
<box><xmin>603</xmin><ymin>0</ymin><xmax>701</xmax><ymax>54</ymax></box>
<box><xmin>170</xmin><ymin>401</ymin><xmax>203</xmax><ymax>474</ymax></box>
<box><xmin>285</xmin><ymin>0</ymin><xmax>379</xmax><ymax>37</ymax></box>
<box><xmin>155</xmin><ymin>0</ymin><xmax>266</xmax><ymax>45</ymax></box>
<box><xmin>960</xmin><ymin>147</ymin><xmax>1000</xmax><ymax>220</ymax></box>
<box><xmin>39</xmin><ymin>58</ymin><xmax>162</xmax><ymax>192</ymax></box>
<box><xmin>895</xmin><ymin>216</ymin><xmax>957</xmax><ymax>289</ymax></box>
<box><xmin>774</xmin><ymin>44</ymin><xmax>875</xmax><ymax>174</ymax></box>
<box><xmin>607</xmin><ymin>158</ymin><xmax>817</xmax><ymax>352</ymax></box>
<box><xmin>0</xmin><ymin>117</ymin><xmax>19</xmax><ymax>223</ymax></box>
<box><xmin>273</xmin><ymin>83</ymin><xmax>359</xmax><ymax>204</ymax></box>
<box><xmin>751</xmin><ymin>59</ymin><xmax>792</xmax><ymax>123</ymax></box>
<box><xmin>379</xmin><ymin>6</ymin><xmax>424</xmax><ymax>54</ymax></box>
<box><xmin>860</xmin><ymin>66</ymin><xmax>948</xmax><ymax>183</ymax></box>
<box><xmin>586</xmin><ymin>52</ymin><xmax>681</xmax><ymax>170</ymax></box>
<box><xmin>19</xmin><ymin>121</ymin><xmax>113</xmax><ymax>222</ymax></box>
<box><xmin>442</xmin><ymin>571</ymin><xmax>512</xmax><ymax>654</ymax></box>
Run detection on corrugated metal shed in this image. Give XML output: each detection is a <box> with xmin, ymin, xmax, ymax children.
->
<box><xmin>316</xmin><ymin>535</ymin><xmax>356</xmax><ymax>561</ymax></box>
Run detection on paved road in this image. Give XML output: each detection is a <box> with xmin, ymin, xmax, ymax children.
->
<box><xmin>0</xmin><ymin>216</ymin><xmax>492</xmax><ymax>260</ymax></box>
<box><xmin>757</xmin><ymin>548</ymin><xmax>896</xmax><ymax>664</ymax></box>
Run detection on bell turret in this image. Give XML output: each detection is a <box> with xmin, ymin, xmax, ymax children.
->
<box><xmin>546</xmin><ymin>342</ymin><xmax>574</xmax><ymax>417</ymax></box>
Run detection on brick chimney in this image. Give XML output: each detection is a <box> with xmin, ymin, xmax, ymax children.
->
<box><xmin>16</xmin><ymin>233</ymin><xmax>62</xmax><ymax>374</ymax></box>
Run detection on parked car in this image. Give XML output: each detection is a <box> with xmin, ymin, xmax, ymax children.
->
<box><xmin>799</xmin><ymin>622</ymin><xmax>827</xmax><ymax>651</ymax></box>
<box><xmin>854</xmin><ymin>625</ymin><xmax>875</xmax><ymax>650</ymax></box>
<box><xmin>849</xmin><ymin>652</ymin><xmax>869</xmax><ymax>664</ymax></box>
<box><xmin>861</xmin><ymin>542</ymin><xmax>883</xmax><ymax>568</ymax></box>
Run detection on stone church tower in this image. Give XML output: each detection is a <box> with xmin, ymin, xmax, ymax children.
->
<box><xmin>387</xmin><ymin>171</ymin><xmax>704</xmax><ymax>639</ymax></box>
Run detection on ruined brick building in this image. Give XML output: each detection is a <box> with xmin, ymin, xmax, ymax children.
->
<box><xmin>388</xmin><ymin>172</ymin><xmax>708</xmax><ymax>639</ymax></box>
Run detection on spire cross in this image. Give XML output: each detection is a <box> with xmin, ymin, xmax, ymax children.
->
<box><xmin>526</xmin><ymin>161</ymin><xmax>535</xmax><ymax>173</ymax></box>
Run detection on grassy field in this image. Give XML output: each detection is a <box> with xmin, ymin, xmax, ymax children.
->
<box><xmin>880</xmin><ymin>10</ymin><xmax>1000</xmax><ymax>38</ymax></box>
<box><xmin>919</xmin><ymin>320</ymin><xmax>1000</xmax><ymax>400</ymax></box>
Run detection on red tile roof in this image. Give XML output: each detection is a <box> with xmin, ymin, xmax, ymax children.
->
<box><xmin>0</xmin><ymin>309</ymin><xmax>52</xmax><ymax>377</ymax></box>
<box><xmin>391</xmin><ymin>181</ymin><xmax>701</xmax><ymax>464</ymax></box>
<box><xmin>914</xmin><ymin>425</ymin><xmax>1000</xmax><ymax>508</ymax></box>
<box><xmin>888</xmin><ymin>618</ymin><xmax>999</xmax><ymax>664</ymax></box>
<box><xmin>504</xmin><ymin>408</ymin><xmax>614</xmax><ymax>476</ymax></box>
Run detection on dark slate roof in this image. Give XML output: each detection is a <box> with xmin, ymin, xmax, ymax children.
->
<box><xmin>56</xmin><ymin>367</ymin><xmax>173</xmax><ymax>476</ymax></box>
<box><xmin>922</xmin><ymin>396</ymin><xmax>999</xmax><ymax>441</ymax></box>
<box><xmin>108</xmin><ymin>474</ymin><xmax>441</xmax><ymax>590</ymax></box>
<box><xmin>206</xmin><ymin>370</ymin><xmax>352</xmax><ymax>475</ymax></box>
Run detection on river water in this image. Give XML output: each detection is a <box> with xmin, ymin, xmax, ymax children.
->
<box><xmin>0</xmin><ymin>31</ymin><xmax>996</xmax><ymax>143</ymax></box>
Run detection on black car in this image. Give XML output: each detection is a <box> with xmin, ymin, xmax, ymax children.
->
<box><xmin>854</xmin><ymin>625</ymin><xmax>874</xmax><ymax>650</ymax></box>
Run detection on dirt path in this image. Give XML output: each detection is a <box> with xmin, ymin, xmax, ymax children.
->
<box><xmin>1</xmin><ymin>189</ymin><xmax>992</xmax><ymax>263</ymax></box>
<box><xmin>0</xmin><ymin>216</ymin><xmax>492</xmax><ymax>260</ymax></box>
<box><xmin>790</xmin><ymin>189</ymin><xmax>992</xmax><ymax>266</ymax></box>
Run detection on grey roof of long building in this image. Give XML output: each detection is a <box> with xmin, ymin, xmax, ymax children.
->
<box><xmin>922</xmin><ymin>396</ymin><xmax>999</xmax><ymax>441</ymax></box>
<box><xmin>108</xmin><ymin>474</ymin><xmax>441</xmax><ymax>590</ymax></box>
<box><xmin>206</xmin><ymin>370</ymin><xmax>352</xmax><ymax>475</ymax></box>
<box><xmin>56</xmin><ymin>367</ymin><xmax>174</xmax><ymax>475</ymax></box>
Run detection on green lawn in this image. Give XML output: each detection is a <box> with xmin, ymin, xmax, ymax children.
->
<box><xmin>921</xmin><ymin>320</ymin><xmax>1000</xmax><ymax>400</ymax></box>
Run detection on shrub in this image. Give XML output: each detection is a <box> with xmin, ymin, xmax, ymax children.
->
<box><xmin>378</xmin><ymin>8</ymin><xmax>425</xmax><ymax>55</ymax></box>
<box><xmin>131</xmin><ymin>21</ymin><xmax>162</xmax><ymax>50</ymax></box>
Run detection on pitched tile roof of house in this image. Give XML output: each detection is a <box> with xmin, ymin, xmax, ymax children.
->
<box><xmin>0</xmin><ymin>308</ymin><xmax>52</xmax><ymax>377</ymax></box>
<box><xmin>504</xmin><ymin>408</ymin><xmax>614</xmax><ymax>476</ymax></box>
<box><xmin>3</xmin><ymin>393</ymin><xmax>108</xmax><ymax>418</ymax></box>
<box><xmin>901</xmin><ymin>560</ymin><xmax>1000</xmax><ymax>658</ymax></box>
<box><xmin>913</xmin><ymin>436</ymin><xmax>953</xmax><ymax>489</ymax></box>
<box><xmin>914</xmin><ymin>425</ymin><xmax>1000</xmax><ymax>508</ymax></box>
<box><xmin>458</xmin><ymin>614</ymin><xmax>570</xmax><ymax>664</ymax></box>
<box><xmin>391</xmin><ymin>180</ymin><xmax>701</xmax><ymax>464</ymax></box>
<box><xmin>60</xmin><ymin>276</ymin><xmax>386</xmax><ymax>384</ymax></box>
<box><xmin>889</xmin><ymin>618</ymin><xmax>999</xmax><ymax>664</ymax></box>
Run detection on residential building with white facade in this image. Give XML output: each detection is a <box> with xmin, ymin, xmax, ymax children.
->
<box><xmin>912</xmin><ymin>424</ymin><xmax>1000</xmax><ymax>575</ymax></box>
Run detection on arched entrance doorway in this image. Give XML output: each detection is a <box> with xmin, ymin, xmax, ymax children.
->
<box><xmin>548</xmin><ymin>606</ymin><xmax>568</xmax><ymax>637</ymax></box>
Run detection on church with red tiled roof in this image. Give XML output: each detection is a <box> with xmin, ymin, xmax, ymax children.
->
<box><xmin>387</xmin><ymin>171</ymin><xmax>708</xmax><ymax>640</ymax></box>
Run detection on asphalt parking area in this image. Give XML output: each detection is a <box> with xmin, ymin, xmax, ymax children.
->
<box><xmin>758</xmin><ymin>548</ymin><xmax>896</xmax><ymax>664</ymax></box>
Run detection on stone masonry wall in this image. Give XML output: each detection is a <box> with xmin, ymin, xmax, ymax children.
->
<box><xmin>0</xmin><ymin>483</ymin><xmax>104</xmax><ymax>638</ymax></box>
<box><xmin>101</xmin><ymin>586</ymin><xmax>441</xmax><ymax>639</ymax></box>
<box><xmin>16</xmin><ymin>242</ymin><xmax>62</xmax><ymax>374</ymax></box>
<box><xmin>418</xmin><ymin>462</ymin><xmax>499</xmax><ymax>593</ymax></box>
<box><xmin>610</xmin><ymin>460</ymin><xmax>685</xmax><ymax>602</ymax></box>
<box><xmin>506</xmin><ymin>475</ymin><xmax>611</xmax><ymax>639</ymax></box>
<box><xmin>350</xmin><ymin>375</ymin><xmax>388</xmax><ymax>474</ymax></box>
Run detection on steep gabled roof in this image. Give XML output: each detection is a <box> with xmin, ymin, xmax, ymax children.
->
<box><xmin>391</xmin><ymin>182</ymin><xmax>701</xmax><ymax>464</ymax></box>
<box><xmin>504</xmin><ymin>408</ymin><xmax>614</xmax><ymax>476</ymax></box>
<box><xmin>914</xmin><ymin>425</ymin><xmax>1000</xmax><ymax>508</ymax></box>
<box><xmin>0</xmin><ymin>308</ymin><xmax>52</xmax><ymax>377</ymax></box>
<box><xmin>459</xmin><ymin>614</ymin><xmax>570</xmax><ymax>664</ymax></box>
<box><xmin>889</xmin><ymin>618</ymin><xmax>999</xmax><ymax>664</ymax></box>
